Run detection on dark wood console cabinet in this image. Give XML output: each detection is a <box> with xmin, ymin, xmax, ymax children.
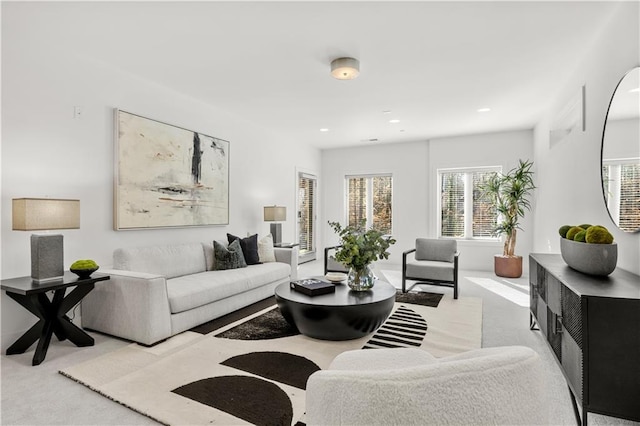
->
<box><xmin>529</xmin><ymin>254</ymin><xmax>640</xmax><ymax>425</ymax></box>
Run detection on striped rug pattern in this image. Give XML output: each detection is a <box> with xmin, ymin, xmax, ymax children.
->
<box><xmin>362</xmin><ymin>305</ymin><xmax>427</xmax><ymax>349</ymax></box>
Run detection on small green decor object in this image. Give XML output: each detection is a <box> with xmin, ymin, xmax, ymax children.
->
<box><xmin>328</xmin><ymin>220</ymin><xmax>396</xmax><ymax>291</ymax></box>
<box><xmin>70</xmin><ymin>259</ymin><xmax>99</xmax><ymax>279</ymax></box>
<box><xmin>585</xmin><ymin>225</ymin><xmax>614</xmax><ymax>244</ymax></box>
<box><xmin>558</xmin><ymin>225</ymin><xmax>572</xmax><ymax>238</ymax></box>
<box><xmin>559</xmin><ymin>224</ymin><xmax>614</xmax><ymax>244</ymax></box>
<box><xmin>565</xmin><ymin>226</ymin><xmax>584</xmax><ymax>241</ymax></box>
<box><xmin>574</xmin><ymin>230</ymin><xmax>587</xmax><ymax>243</ymax></box>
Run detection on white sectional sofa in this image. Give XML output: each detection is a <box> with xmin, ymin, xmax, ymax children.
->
<box><xmin>81</xmin><ymin>242</ymin><xmax>297</xmax><ymax>345</ymax></box>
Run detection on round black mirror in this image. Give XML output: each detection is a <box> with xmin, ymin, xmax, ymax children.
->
<box><xmin>601</xmin><ymin>67</ymin><xmax>640</xmax><ymax>233</ymax></box>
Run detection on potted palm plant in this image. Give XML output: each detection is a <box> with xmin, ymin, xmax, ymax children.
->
<box><xmin>480</xmin><ymin>159</ymin><xmax>535</xmax><ymax>278</ymax></box>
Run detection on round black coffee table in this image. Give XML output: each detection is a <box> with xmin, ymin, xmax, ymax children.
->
<box><xmin>274</xmin><ymin>279</ymin><xmax>396</xmax><ymax>340</ymax></box>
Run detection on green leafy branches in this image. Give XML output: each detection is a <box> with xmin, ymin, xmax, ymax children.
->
<box><xmin>328</xmin><ymin>220</ymin><xmax>396</xmax><ymax>270</ymax></box>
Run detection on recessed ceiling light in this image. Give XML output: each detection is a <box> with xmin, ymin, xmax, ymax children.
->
<box><xmin>389</xmin><ymin>119</ymin><xmax>400</xmax><ymax>124</ymax></box>
<box><xmin>382</xmin><ymin>110</ymin><xmax>392</xmax><ymax>114</ymax></box>
<box><xmin>320</xmin><ymin>128</ymin><xmax>329</xmax><ymax>132</ymax></box>
<box><xmin>629</xmin><ymin>88</ymin><xmax>640</xmax><ymax>93</ymax></box>
<box><xmin>477</xmin><ymin>108</ymin><xmax>491</xmax><ymax>113</ymax></box>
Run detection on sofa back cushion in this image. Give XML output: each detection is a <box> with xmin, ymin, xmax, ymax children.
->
<box><xmin>113</xmin><ymin>243</ymin><xmax>207</xmax><ymax>279</ymax></box>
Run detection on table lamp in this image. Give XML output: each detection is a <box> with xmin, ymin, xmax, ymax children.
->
<box><xmin>264</xmin><ymin>205</ymin><xmax>286</xmax><ymax>245</ymax></box>
<box><xmin>12</xmin><ymin>198</ymin><xmax>80</xmax><ymax>283</ymax></box>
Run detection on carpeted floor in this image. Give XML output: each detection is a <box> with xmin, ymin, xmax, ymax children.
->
<box><xmin>3</xmin><ymin>263</ymin><xmax>637</xmax><ymax>425</ymax></box>
<box><xmin>59</xmin><ymin>292</ymin><xmax>482</xmax><ymax>425</ymax></box>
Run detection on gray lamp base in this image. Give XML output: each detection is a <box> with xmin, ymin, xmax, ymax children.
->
<box><xmin>270</xmin><ymin>223</ymin><xmax>282</xmax><ymax>245</ymax></box>
<box><xmin>31</xmin><ymin>234</ymin><xmax>64</xmax><ymax>283</ymax></box>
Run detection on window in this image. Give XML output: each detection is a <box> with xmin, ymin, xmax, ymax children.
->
<box><xmin>602</xmin><ymin>160</ymin><xmax>640</xmax><ymax>232</ymax></box>
<box><xmin>438</xmin><ymin>167</ymin><xmax>500</xmax><ymax>239</ymax></box>
<box><xmin>346</xmin><ymin>174</ymin><xmax>392</xmax><ymax>234</ymax></box>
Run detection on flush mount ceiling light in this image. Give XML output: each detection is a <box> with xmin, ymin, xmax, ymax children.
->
<box><xmin>331</xmin><ymin>57</ymin><xmax>360</xmax><ymax>80</ymax></box>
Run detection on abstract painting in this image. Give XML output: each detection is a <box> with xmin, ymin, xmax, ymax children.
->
<box><xmin>114</xmin><ymin>109</ymin><xmax>229</xmax><ymax>230</ymax></box>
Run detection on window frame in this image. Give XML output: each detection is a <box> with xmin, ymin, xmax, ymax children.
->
<box><xmin>436</xmin><ymin>166</ymin><xmax>502</xmax><ymax>241</ymax></box>
<box><xmin>344</xmin><ymin>173</ymin><xmax>393</xmax><ymax>234</ymax></box>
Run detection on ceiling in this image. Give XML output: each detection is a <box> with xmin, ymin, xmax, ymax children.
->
<box><xmin>6</xmin><ymin>1</ymin><xmax>625</xmax><ymax>149</ymax></box>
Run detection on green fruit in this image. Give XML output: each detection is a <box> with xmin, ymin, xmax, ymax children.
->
<box><xmin>558</xmin><ymin>225</ymin><xmax>572</xmax><ymax>238</ymax></box>
<box><xmin>585</xmin><ymin>226</ymin><xmax>614</xmax><ymax>244</ymax></box>
<box><xmin>70</xmin><ymin>259</ymin><xmax>98</xmax><ymax>270</ymax></box>
<box><xmin>578</xmin><ymin>224</ymin><xmax>592</xmax><ymax>229</ymax></box>
<box><xmin>565</xmin><ymin>226</ymin><xmax>584</xmax><ymax>241</ymax></box>
<box><xmin>574</xmin><ymin>230</ymin><xmax>587</xmax><ymax>242</ymax></box>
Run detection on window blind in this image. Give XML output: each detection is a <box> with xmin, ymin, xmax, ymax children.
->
<box><xmin>619</xmin><ymin>164</ymin><xmax>640</xmax><ymax>232</ymax></box>
<box><xmin>348</xmin><ymin>177</ymin><xmax>367</xmax><ymax>228</ymax></box>
<box><xmin>373</xmin><ymin>176</ymin><xmax>392</xmax><ymax>235</ymax></box>
<box><xmin>440</xmin><ymin>172</ymin><xmax>464</xmax><ymax>238</ymax></box>
<box><xmin>298</xmin><ymin>175</ymin><xmax>315</xmax><ymax>252</ymax></box>
<box><xmin>472</xmin><ymin>171</ymin><xmax>497</xmax><ymax>237</ymax></box>
<box><xmin>346</xmin><ymin>175</ymin><xmax>392</xmax><ymax>233</ymax></box>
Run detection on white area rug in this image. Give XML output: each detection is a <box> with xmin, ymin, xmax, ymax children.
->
<box><xmin>60</xmin><ymin>296</ymin><xmax>482</xmax><ymax>425</ymax></box>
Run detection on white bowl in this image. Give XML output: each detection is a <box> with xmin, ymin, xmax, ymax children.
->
<box><xmin>325</xmin><ymin>272</ymin><xmax>347</xmax><ymax>282</ymax></box>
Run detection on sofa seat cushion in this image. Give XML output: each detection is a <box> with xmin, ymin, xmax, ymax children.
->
<box><xmin>405</xmin><ymin>260</ymin><xmax>454</xmax><ymax>282</ymax></box>
<box><xmin>167</xmin><ymin>262</ymin><xmax>290</xmax><ymax>314</ymax></box>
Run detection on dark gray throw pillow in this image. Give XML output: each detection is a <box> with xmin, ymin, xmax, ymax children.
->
<box><xmin>227</xmin><ymin>233</ymin><xmax>261</xmax><ymax>265</ymax></box>
<box><xmin>214</xmin><ymin>239</ymin><xmax>247</xmax><ymax>270</ymax></box>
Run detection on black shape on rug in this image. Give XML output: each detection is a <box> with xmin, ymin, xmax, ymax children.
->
<box><xmin>221</xmin><ymin>351</ymin><xmax>320</xmax><ymax>390</ymax></box>
<box><xmin>172</xmin><ymin>375</ymin><xmax>293</xmax><ymax>426</ymax></box>
<box><xmin>362</xmin><ymin>305</ymin><xmax>428</xmax><ymax>349</ymax></box>
<box><xmin>395</xmin><ymin>290</ymin><xmax>443</xmax><ymax>307</ymax></box>
<box><xmin>215</xmin><ymin>308</ymin><xmax>300</xmax><ymax>340</ymax></box>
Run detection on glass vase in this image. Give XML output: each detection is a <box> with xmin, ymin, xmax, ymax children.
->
<box><xmin>347</xmin><ymin>264</ymin><xmax>375</xmax><ymax>291</ymax></box>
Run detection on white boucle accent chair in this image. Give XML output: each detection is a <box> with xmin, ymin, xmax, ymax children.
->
<box><xmin>306</xmin><ymin>346</ymin><xmax>547</xmax><ymax>425</ymax></box>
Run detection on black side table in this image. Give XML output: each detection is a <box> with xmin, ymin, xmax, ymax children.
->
<box><xmin>1</xmin><ymin>272</ymin><xmax>110</xmax><ymax>366</ymax></box>
<box><xmin>273</xmin><ymin>243</ymin><xmax>300</xmax><ymax>248</ymax></box>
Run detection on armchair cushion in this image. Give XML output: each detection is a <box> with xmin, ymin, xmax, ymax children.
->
<box><xmin>415</xmin><ymin>238</ymin><xmax>456</xmax><ymax>262</ymax></box>
<box><xmin>405</xmin><ymin>260</ymin><xmax>454</xmax><ymax>282</ymax></box>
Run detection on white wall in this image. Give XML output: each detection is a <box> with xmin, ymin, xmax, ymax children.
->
<box><xmin>428</xmin><ymin>130</ymin><xmax>534</xmax><ymax>272</ymax></box>
<box><xmin>533</xmin><ymin>1</ymin><xmax>640</xmax><ymax>275</ymax></box>
<box><xmin>322</xmin><ymin>141</ymin><xmax>430</xmax><ymax>263</ymax></box>
<box><xmin>321</xmin><ymin>129</ymin><xmax>533</xmax><ymax>272</ymax></box>
<box><xmin>1</xmin><ymin>24</ymin><xmax>320</xmax><ymax>348</ymax></box>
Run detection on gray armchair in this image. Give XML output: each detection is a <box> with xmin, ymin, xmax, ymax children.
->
<box><xmin>402</xmin><ymin>238</ymin><xmax>459</xmax><ymax>299</ymax></box>
<box><xmin>324</xmin><ymin>245</ymin><xmax>349</xmax><ymax>275</ymax></box>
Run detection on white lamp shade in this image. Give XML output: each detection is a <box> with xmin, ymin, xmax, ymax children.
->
<box><xmin>331</xmin><ymin>57</ymin><xmax>360</xmax><ymax>80</ymax></box>
<box><xmin>12</xmin><ymin>198</ymin><xmax>80</xmax><ymax>231</ymax></box>
<box><xmin>264</xmin><ymin>206</ymin><xmax>286</xmax><ymax>222</ymax></box>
